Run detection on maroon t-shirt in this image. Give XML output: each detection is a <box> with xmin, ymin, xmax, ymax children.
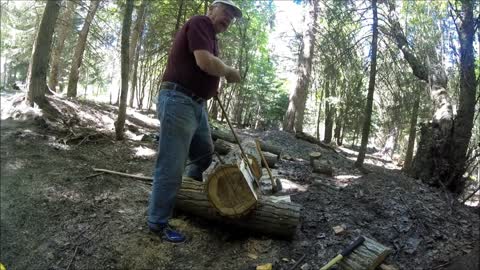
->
<box><xmin>162</xmin><ymin>16</ymin><xmax>219</xmax><ymax>99</ymax></box>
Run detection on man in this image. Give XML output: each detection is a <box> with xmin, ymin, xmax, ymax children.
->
<box><xmin>148</xmin><ymin>0</ymin><xmax>242</xmax><ymax>243</ymax></box>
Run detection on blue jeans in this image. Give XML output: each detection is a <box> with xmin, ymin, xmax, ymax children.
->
<box><xmin>148</xmin><ymin>88</ymin><xmax>213</xmax><ymax>228</ymax></box>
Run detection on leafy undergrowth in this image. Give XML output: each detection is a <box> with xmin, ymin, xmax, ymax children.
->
<box><xmin>1</xmin><ymin>93</ymin><xmax>478</xmax><ymax>270</ymax></box>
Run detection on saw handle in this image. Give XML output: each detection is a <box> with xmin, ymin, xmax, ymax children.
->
<box><xmin>340</xmin><ymin>236</ymin><xmax>365</xmax><ymax>257</ymax></box>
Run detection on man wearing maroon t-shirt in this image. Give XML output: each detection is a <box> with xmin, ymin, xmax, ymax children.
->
<box><xmin>148</xmin><ymin>0</ymin><xmax>242</xmax><ymax>243</ymax></box>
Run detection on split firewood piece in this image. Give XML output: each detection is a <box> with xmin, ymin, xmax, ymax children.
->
<box><xmin>338</xmin><ymin>237</ymin><xmax>392</xmax><ymax>270</ymax></box>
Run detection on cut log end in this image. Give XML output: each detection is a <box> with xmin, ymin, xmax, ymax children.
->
<box><xmin>205</xmin><ymin>164</ymin><xmax>257</xmax><ymax>218</ymax></box>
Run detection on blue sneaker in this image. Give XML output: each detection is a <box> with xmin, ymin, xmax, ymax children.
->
<box><xmin>149</xmin><ymin>224</ymin><xmax>186</xmax><ymax>243</ymax></box>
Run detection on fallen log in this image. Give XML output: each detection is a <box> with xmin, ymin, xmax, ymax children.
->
<box><xmin>257</xmin><ymin>140</ymin><xmax>282</xmax><ymax>158</ymax></box>
<box><xmin>213</xmin><ymin>139</ymin><xmax>232</xmax><ymax>155</ymax></box>
<box><xmin>312</xmin><ymin>160</ymin><xmax>334</xmax><ymax>176</ymax></box>
<box><xmin>295</xmin><ymin>131</ymin><xmax>337</xmax><ymax>153</ymax></box>
<box><xmin>211</xmin><ymin>128</ymin><xmax>236</xmax><ymax>143</ymax></box>
<box><xmin>261</xmin><ymin>151</ymin><xmax>278</xmax><ymax>168</ymax></box>
<box><xmin>177</xmin><ymin>178</ymin><xmax>301</xmax><ymax>238</ymax></box>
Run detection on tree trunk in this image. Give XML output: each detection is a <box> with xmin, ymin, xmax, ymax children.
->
<box><xmin>316</xmin><ymin>93</ymin><xmax>322</xmax><ymax>141</ymax></box>
<box><xmin>355</xmin><ymin>0</ymin><xmax>378</xmax><ymax>168</ymax></box>
<box><xmin>128</xmin><ymin>0</ymin><xmax>147</xmax><ymax>108</ymax></box>
<box><xmin>324</xmin><ymin>77</ymin><xmax>335</xmax><ymax>143</ymax></box>
<box><xmin>27</xmin><ymin>0</ymin><xmax>62</xmax><ymax>107</ymax></box>
<box><xmin>115</xmin><ymin>0</ymin><xmax>134</xmax><ymax>140</ymax></box>
<box><xmin>66</xmin><ymin>0</ymin><xmax>100</xmax><ymax>98</ymax></box>
<box><xmin>449</xmin><ymin>0</ymin><xmax>478</xmax><ymax>191</ymax></box>
<box><xmin>403</xmin><ymin>89</ymin><xmax>420</xmax><ymax>171</ymax></box>
<box><xmin>176</xmin><ymin>178</ymin><xmax>301</xmax><ymax>238</ymax></box>
<box><xmin>48</xmin><ymin>0</ymin><xmax>76</xmax><ymax>92</ymax></box>
<box><xmin>387</xmin><ymin>0</ymin><xmax>477</xmax><ymax>192</ymax></box>
<box><xmin>283</xmin><ymin>0</ymin><xmax>319</xmax><ymax>133</ymax></box>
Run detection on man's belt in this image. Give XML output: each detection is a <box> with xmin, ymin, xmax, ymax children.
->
<box><xmin>160</xmin><ymin>82</ymin><xmax>204</xmax><ymax>103</ymax></box>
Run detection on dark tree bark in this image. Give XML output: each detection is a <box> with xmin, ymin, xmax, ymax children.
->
<box><xmin>27</xmin><ymin>0</ymin><xmax>62</xmax><ymax>107</ymax></box>
<box><xmin>449</xmin><ymin>0</ymin><xmax>478</xmax><ymax>190</ymax></box>
<box><xmin>115</xmin><ymin>0</ymin><xmax>134</xmax><ymax>140</ymax></box>
<box><xmin>48</xmin><ymin>0</ymin><xmax>76</xmax><ymax>92</ymax></box>
<box><xmin>355</xmin><ymin>0</ymin><xmax>379</xmax><ymax>167</ymax></box>
<box><xmin>387</xmin><ymin>0</ymin><xmax>477</xmax><ymax>192</ymax></box>
<box><xmin>66</xmin><ymin>0</ymin><xmax>100</xmax><ymax>97</ymax></box>
<box><xmin>283</xmin><ymin>0</ymin><xmax>319</xmax><ymax>132</ymax></box>
<box><xmin>403</xmin><ymin>89</ymin><xmax>421</xmax><ymax>171</ymax></box>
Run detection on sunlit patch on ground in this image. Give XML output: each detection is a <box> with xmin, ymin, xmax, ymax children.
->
<box><xmin>133</xmin><ymin>146</ymin><xmax>156</xmax><ymax>158</ymax></box>
<box><xmin>277</xmin><ymin>178</ymin><xmax>307</xmax><ymax>192</ymax></box>
<box><xmin>6</xmin><ymin>160</ymin><xmax>26</xmax><ymax>170</ymax></box>
<box><xmin>44</xmin><ymin>186</ymin><xmax>82</xmax><ymax>203</ymax></box>
<box><xmin>333</xmin><ymin>174</ymin><xmax>362</xmax><ymax>187</ymax></box>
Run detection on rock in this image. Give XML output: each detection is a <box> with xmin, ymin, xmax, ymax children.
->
<box><xmin>300</xmin><ymin>263</ymin><xmax>311</xmax><ymax>270</ymax></box>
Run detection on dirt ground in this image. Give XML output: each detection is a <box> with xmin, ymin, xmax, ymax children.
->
<box><xmin>0</xmin><ymin>92</ymin><xmax>479</xmax><ymax>270</ymax></box>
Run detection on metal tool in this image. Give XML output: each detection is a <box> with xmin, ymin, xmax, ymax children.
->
<box><xmin>214</xmin><ymin>96</ymin><xmax>261</xmax><ymax>188</ymax></box>
<box><xmin>320</xmin><ymin>236</ymin><xmax>365</xmax><ymax>270</ymax></box>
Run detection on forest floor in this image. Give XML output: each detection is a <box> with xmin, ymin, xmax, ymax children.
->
<box><xmin>1</xmin><ymin>91</ymin><xmax>479</xmax><ymax>270</ymax></box>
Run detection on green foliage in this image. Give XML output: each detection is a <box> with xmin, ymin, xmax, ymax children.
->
<box><xmin>0</xmin><ymin>1</ymin><xmax>43</xmax><ymax>87</ymax></box>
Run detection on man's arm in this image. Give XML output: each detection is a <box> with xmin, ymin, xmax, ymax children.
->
<box><xmin>193</xmin><ymin>50</ymin><xmax>241</xmax><ymax>83</ymax></box>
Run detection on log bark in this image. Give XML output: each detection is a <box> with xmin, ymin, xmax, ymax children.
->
<box><xmin>176</xmin><ymin>178</ymin><xmax>301</xmax><ymax>238</ymax></box>
<box><xmin>223</xmin><ymin>138</ymin><xmax>263</xmax><ymax>179</ymax></box>
<box><xmin>261</xmin><ymin>152</ymin><xmax>278</xmax><ymax>168</ymax></box>
<box><xmin>312</xmin><ymin>160</ymin><xmax>334</xmax><ymax>176</ymax></box>
<box><xmin>213</xmin><ymin>139</ymin><xmax>232</xmax><ymax>155</ymax></box>
<box><xmin>258</xmin><ymin>140</ymin><xmax>282</xmax><ymax>158</ymax></box>
<box><xmin>296</xmin><ymin>131</ymin><xmax>337</xmax><ymax>152</ymax></box>
<box><xmin>338</xmin><ymin>237</ymin><xmax>392</xmax><ymax>270</ymax></box>
<box><xmin>211</xmin><ymin>128</ymin><xmax>236</xmax><ymax>144</ymax></box>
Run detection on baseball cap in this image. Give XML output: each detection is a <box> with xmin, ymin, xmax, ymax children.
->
<box><xmin>211</xmin><ymin>0</ymin><xmax>242</xmax><ymax>18</ymax></box>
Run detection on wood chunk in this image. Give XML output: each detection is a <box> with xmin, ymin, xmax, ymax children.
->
<box><xmin>312</xmin><ymin>160</ymin><xmax>334</xmax><ymax>176</ymax></box>
<box><xmin>309</xmin><ymin>152</ymin><xmax>322</xmax><ymax>166</ymax></box>
<box><xmin>333</xmin><ymin>224</ymin><xmax>346</xmax><ymax>235</ymax></box>
<box><xmin>338</xmin><ymin>237</ymin><xmax>392</xmax><ymax>270</ymax></box>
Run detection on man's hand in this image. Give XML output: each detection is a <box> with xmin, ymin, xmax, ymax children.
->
<box><xmin>225</xmin><ymin>67</ymin><xmax>241</xmax><ymax>83</ymax></box>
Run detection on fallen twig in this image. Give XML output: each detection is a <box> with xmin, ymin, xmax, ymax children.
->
<box><xmin>92</xmin><ymin>167</ymin><xmax>152</xmax><ymax>182</ymax></box>
<box><xmin>462</xmin><ymin>185</ymin><xmax>480</xmax><ymax>204</ymax></box>
<box><xmin>84</xmin><ymin>172</ymin><xmax>104</xmax><ymax>179</ymax></box>
<box><xmin>66</xmin><ymin>246</ymin><xmax>78</xmax><ymax>270</ymax></box>
<box><xmin>288</xmin><ymin>254</ymin><xmax>306</xmax><ymax>270</ymax></box>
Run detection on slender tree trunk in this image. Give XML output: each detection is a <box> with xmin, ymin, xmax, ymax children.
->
<box><xmin>283</xmin><ymin>0</ymin><xmax>319</xmax><ymax>133</ymax></box>
<box><xmin>48</xmin><ymin>0</ymin><xmax>76</xmax><ymax>92</ymax></box>
<box><xmin>324</xmin><ymin>76</ymin><xmax>336</xmax><ymax>143</ymax></box>
<box><xmin>449</xmin><ymin>0</ymin><xmax>478</xmax><ymax>191</ymax></box>
<box><xmin>403</xmin><ymin>89</ymin><xmax>420</xmax><ymax>171</ymax></box>
<box><xmin>27</xmin><ymin>0</ymin><xmax>62</xmax><ymax>107</ymax></box>
<box><xmin>66</xmin><ymin>0</ymin><xmax>100</xmax><ymax>98</ymax></box>
<box><xmin>316</xmin><ymin>94</ymin><xmax>322</xmax><ymax>141</ymax></box>
<box><xmin>115</xmin><ymin>0</ymin><xmax>134</xmax><ymax>140</ymax></box>
<box><xmin>355</xmin><ymin>0</ymin><xmax>378</xmax><ymax>168</ymax></box>
<box><xmin>128</xmin><ymin>0</ymin><xmax>147</xmax><ymax>108</ymax></box>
